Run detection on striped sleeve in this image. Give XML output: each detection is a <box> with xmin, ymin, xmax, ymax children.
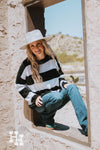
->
<box><xmin>55</xmin><ymin>57</ymin><xmax>68</xmax><ymax>89</ymax></box>
<box><xmin>15</xmin><ymin>59</ymin><xmax>37</xmax><ymax>106</ymax></box>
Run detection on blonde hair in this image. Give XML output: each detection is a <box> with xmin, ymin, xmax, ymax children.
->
<box><xmin>26</xmin><ymin>40</ymin><xmax>57</xmax><ymax>83</ymax></box>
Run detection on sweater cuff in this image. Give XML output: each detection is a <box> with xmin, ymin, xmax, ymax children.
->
<box><xmin>62</xmin><ymin>81</ymin><xmax>68</xmax><ymax>88</ymax></box>
<box><xmin>29</xmin><ymin>95</ymin><xmax>38</xmax><ymax>109</ymax></box>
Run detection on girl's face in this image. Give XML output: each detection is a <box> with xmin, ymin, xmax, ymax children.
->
<box><xmin>29</xmin><ymin>40</ymin><xmax>45</xmax><ymax>60</ymax></box>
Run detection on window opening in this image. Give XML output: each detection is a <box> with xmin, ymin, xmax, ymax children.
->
<box><xmin>23</xmin><ymin>0</ymin><xmax>90</xmax><ymax>145</ymax></box>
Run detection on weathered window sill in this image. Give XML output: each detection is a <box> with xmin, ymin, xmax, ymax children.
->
<box><xmin>32</xmin><ymin>123</ymin><xmax>90</xmax><ymax>147</ymax></box>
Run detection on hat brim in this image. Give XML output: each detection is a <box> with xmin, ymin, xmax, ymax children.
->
<box><xmin>20</xmin><ymin>37</ymin><xmax>47</xmax><ymax>50</ymax></box>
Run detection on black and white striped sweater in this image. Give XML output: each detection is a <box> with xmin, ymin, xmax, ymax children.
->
<box><xmin>16</xmin><ymin>55</ymin><xmax>67</xmax><ymax>107</ymax></box>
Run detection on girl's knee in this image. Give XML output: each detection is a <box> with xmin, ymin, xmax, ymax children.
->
<box><xmin>67</xmin><ymin>84</ymin><xmax>78</xmax><ymax>92</ymax></box>
<box><xmin>71</xmin><ymin>83</ymin><xmax>77</xmax><ymax>88</ymax></box>
<box><xmin>68</xmin><ymin>83</ymin><xmax>77</xmax><ymax>88</ymax></box>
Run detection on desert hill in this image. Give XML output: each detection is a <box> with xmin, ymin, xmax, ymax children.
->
<box><xmin>46</xmin><ymin>33</ymin><xmax>84</xmax><ymax>65</ymax></box>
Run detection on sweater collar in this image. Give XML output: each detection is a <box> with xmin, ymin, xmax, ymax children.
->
<box><xmin>37</xmin><ymin>55</ymin><xmax>51</xmax><ymax>64</ymax></box>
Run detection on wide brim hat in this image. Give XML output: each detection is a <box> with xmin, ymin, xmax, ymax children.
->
<box><xmin>20</xmin><ymin>29</ymin><xmax>46</xmax><ymax>49</ymax></box>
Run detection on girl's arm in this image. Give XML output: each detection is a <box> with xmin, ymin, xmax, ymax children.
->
<box><xmin>15</xmin><ymin>60</ymin><xmax>38</xmax><ymax>108</ymax></box>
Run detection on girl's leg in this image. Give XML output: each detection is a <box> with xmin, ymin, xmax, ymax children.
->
<box><xmin>35</xmin><ymin>91</ymin><xmax>64</xmax><ymax>126</ymax></box>
<box><xmin>35</xmin><ymin>84</ymin><xmax>88</xmax><ymax>133</ymax></box>
<box><xmin>60</xmin><ymin>84</ymin><xmax>87</xmax><ymax>132</ymax></box>
<box><xmin>40</xmin><ymin>110</ymin><xmax>56</xmax><ymax>126</ymax></box>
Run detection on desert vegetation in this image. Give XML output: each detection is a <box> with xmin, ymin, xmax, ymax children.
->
<box><xmin>47</xmin><ymin>32</ymin><xmax>84</xmax><ymax>70</ymax></box>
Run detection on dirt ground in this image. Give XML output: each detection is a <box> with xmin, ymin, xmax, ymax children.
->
<box><xmin>55</xmin><ymin>101</ymin><xmax>80</xmax><ymax>129</ymax></box>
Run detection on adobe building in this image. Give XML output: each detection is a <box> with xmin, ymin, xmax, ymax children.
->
<box><xmin>0</xmin><ymin>0</ymin><xmax>100</xmax><ymax>150</ymax></box>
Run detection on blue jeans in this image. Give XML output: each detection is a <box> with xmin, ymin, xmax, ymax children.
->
<box><xmin>35</xmin><ymin>84</ymin><xmax>87</xmax><ymax>130</ymax></box>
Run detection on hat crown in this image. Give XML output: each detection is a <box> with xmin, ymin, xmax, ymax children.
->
<box><xmin>20</xmin><ymin>29</ymin><xmax>45</xmax><ymax>49</ymax></box>
<box><xmin>26</xmin><ymin>29</ymin><xmax>44</xmax><ymax>44</ymax></box>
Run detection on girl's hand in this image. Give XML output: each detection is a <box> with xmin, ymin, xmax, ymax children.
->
<box><xmin>35</xmin><ymin>96</ymin><xmax>43</xmax><ymax>107</ymax></box>
<box><xmin>64</xmin><ymin>83</ymin><xmax>72</xmax><ymax>89</ymax></box>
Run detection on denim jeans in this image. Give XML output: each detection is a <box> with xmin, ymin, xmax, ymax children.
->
<box><xmin>35</xmin><ymin>84</ymin><xmax>87</xmax><ymax>130</ymax></box>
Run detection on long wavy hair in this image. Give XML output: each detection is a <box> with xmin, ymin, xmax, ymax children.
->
<box><xmin>26</xmin><ymin>39</ymin><xmax>57</xmax><ymax>83</ymax></box>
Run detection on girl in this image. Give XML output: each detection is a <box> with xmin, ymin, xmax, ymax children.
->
<box><xmin>16</xmin><ymin>29</ymin><xmax>88</xmax><ymax>135</ymax></box>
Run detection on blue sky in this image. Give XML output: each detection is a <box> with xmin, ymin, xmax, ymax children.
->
<box><xmin>44</xmin><ymin>0</ymin><xmax>83</xmax><ymax>38</ymax></box>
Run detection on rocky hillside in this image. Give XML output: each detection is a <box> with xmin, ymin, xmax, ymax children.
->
<box><xmin>46</xmin><ymin>33</ymin><xmax>84</xmax><ymax>65</ymax></box>
<box><xmin>46</xmin><ymin>33</ymin><xmax>85</xmax><ymax>85</ymax></box>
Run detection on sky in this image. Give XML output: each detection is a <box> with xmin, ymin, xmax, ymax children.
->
<box><xmin>44</xmin><ymin>0</ymin><xmax>83</xmax><ymax>38</ymax></box>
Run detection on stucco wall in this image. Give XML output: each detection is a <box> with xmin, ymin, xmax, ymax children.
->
<box><xmin>84</xmin><ymin>0</ymin><xmax>100</xmax><ymax>149</ymax></box>
<box><xmin>0</xmin><ymin>0</ymin><xmax>16</xmax><ymax>150</ymax></box>
<box><xmin>0</xmin><ymin>0</ymin><xmax>26</xmax><ymax>149</ymax></box>
<box><xmin>0</xmin><ymin>0</ymin><xmax>100</xmax><ymax>150</ymax></box>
